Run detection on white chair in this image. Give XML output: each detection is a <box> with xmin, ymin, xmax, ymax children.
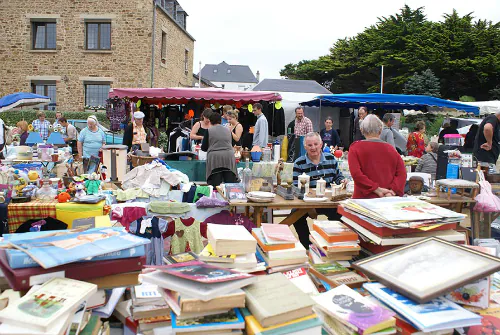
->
<box><xmin>407</xmin><ymin>172</ymin><xmax>432</xmax><ymax>187</ymax></box>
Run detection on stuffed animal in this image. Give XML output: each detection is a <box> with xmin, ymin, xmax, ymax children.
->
<box><xmin>100</xmin><ymin>165</ymin><xmax>109</xmax><ymax>182</ymax></box>
<box><xmin>85</xmin><ymin>172</ymin><xmax>101</xmax><ymax>195</ymax></box>
<box><xmin>67</xmin><ymin>182</ymin><xmax>76</xmax><ymax>196</ymax></box>
<box><xmin>74</xmin><ymin>181</ymin><xmax>86</xmax><ymax>198</ymax></box>
<box><xmin>55</xmin><ymin>192</ymin><xmax>71</xmax><ymax>203</ymax></box>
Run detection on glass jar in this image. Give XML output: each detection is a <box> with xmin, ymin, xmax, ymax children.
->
<box><xmin>263</xmin><ymin>148</ymin><xmax>272</xmax><ymax>162</ymax></box>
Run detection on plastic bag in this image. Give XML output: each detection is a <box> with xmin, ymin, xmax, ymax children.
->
<box><xmin>474</xmin><ymin>171</ymin><xmax>500</xmax><ymax>213</ymax></box>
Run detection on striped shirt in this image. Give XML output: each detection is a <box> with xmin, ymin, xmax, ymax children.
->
<box><xmin>293</xmin><ymin>152</ymin><xmax>344</xmax><ymax>188</ymax></box>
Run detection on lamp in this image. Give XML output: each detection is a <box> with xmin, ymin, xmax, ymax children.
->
<box><xmin>46</xmin><ymin>132</ymin><xmax>66</xmax><ymax>146</ymax></box>
<box><xmin>25</xmin><ymin>132</ymin><xmax>43</xmax><ymax>146</ymax></box>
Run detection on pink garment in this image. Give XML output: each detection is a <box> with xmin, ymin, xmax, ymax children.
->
<box><xmin>111</xmin><ymin>207</ymin><xmax>147</xmax><ymax>231</ymax></box>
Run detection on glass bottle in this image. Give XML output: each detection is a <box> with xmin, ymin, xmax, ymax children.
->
<box><xmin>242</xmin><ymin>158</ymin><xmax>252</xmax><ymax>193</ymax></box>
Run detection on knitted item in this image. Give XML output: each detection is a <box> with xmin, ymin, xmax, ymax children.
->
<box><xmin>170</xmin><ymin>218</ymin><xmax>204</xmax><ymax>255</ymax></box>
<box><xmin>148</xmin><ymin>202</ymin><xmax>190</xmax><ymax>214</ymax></box>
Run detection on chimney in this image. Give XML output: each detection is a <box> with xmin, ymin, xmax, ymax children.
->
<box><xmin>256</xmin><ymin>70</ymin><xmax>260</xmax><ymax>82</ymax></box>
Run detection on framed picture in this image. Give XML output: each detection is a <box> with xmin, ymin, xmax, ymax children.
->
<box><xmin>352</xmin><ymin>237</ymin><xmax>500</xmax><ymax>303</ymax></box>
<box><xmin>85</xmin><ymin>155</ymin><xmax>101</xmax><ymax>175</ymax></box>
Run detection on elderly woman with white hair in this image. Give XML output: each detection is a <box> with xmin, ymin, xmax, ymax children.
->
<box><xmin>77</xmin><ymin>115</ymin><xmax>106</xmax><ymax>163</ymax></box>
<box><xmin>348</xmin><ymin>114</ymin><xmax>406</xmax><ymax>199</ymax></box>
<box><xmin>123</xmin><ymin>111</ymin><xmax>149</xmax><ymax>152</ymax></box>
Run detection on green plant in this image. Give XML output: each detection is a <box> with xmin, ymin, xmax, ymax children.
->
<box><xmin>459</xmin><ymin>95</ymin><xmax>476</xmax><ymax>102</ymax></box>
<box><xmin>158</xmin><ymin>132</ymin><xmax>169</xmax><ymax>152</ymax></box>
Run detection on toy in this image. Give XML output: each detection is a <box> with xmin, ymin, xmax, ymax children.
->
<box><xmin>100</xmin><ymin>165</ymin><xmax>109</xmax><ymax>182</ymax></box>
<box><xmin>55</xmin><ymin>191</ymin><xmax>71</xmax><ymax>203</ymax></box>
<box><xmin>74</xmin><ymin>181</ymin><xmax>86</xmax><ymax>198</ymax></box>
<box><xmin>28</xmin><ymin>170</ymin><xmax>39</xmax><ymax>183</ymax></box>
<box><xmin>67</xmin><ymin>182</ymin><xmax>76</xmax><ymax>196</ymax></box>
<box><xmin>85</xmin><ymin>172</ymin><xmax>101</xmax><ymax>195</ymax></box>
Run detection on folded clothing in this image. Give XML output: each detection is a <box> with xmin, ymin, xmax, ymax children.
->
<box><xmin>148</xmin><ymin>201</ymin><xmax>191</xmax><ymax>214</ymax></box>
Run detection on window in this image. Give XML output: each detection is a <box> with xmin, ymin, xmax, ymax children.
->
<box><xmin>86</xmin><ymin>22</ymin><xmax>111</xmax><ymax>50</ymax></box>
<box><xmin>32</xmin><ymin>22</ymin><xmax>56</xmax><ymax>50</ymax></box>
<box><xmin>85</xmin><ymin>84</ymin><xmax>110</xmax><ymax>107</ymax></box>
<box><xmin>184</xmin><ymin>50</ymin><xmax>189</xmax><ymax>74</ymax></box>
<box><xmin>161</xmin><ymin>31</ymin><xmax>167</xmax><ymax>64</ymax></box>
<box><xmin>31</xmin><ymin>81</ymin><xmax>56</xmax><ymax>110</ymax></box>
<box><xmin>213</xmin><ymin>69</ymin><xmax>218</xmax><ymax>73</ymax></box>
<box><xmin>227</xmin><ymin>69</ymin><xmax>231</xmax><ymax>74</ymax></box>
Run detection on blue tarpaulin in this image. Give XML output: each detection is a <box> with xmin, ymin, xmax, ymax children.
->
<box><xmin>0</xmin><ymin>92</ymin><xmax>50</xmax><ymax>113</ymax></box>
<box><xmin>301</xmin><ymin>93</ymin><xmax>480</xmax><ymax>115</ymax></box>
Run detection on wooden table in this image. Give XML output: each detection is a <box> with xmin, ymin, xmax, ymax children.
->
<box><xmin>220</xmin><ymin>189</ymin><xmax>476</xmax><ymax>227</ymax></box>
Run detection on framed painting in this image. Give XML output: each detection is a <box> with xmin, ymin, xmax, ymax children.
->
<box><xmin>352</xmin><ymin>237</ymin><xmax>500</xmax><ymax>303</ymax></box>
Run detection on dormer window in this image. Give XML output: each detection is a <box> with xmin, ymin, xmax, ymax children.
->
<box><xmin>227</xmin><ymin>69</ymin><xmax>231</xmax><ymax>74</ymax></box>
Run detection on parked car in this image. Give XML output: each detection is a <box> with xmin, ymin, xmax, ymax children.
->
<box><xmin>68</xmin><ymin>119</ymin><xmax>123</xmax><ymax>145</ymax></box>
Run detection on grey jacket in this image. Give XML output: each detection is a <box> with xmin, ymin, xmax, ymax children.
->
<box><xmin>415</xmin><ymin>152</ymin><xmax>438</xmax><ymax>179</ymax></box>
<box><xmin>381</xmin><ymin>126</ymin><xmax>396</xmax><ymax>147</ymax></box>
<box><xmin>252</xmin><ymin>113</ymin><xmax>269</xmax><ymax>148</ymax></box>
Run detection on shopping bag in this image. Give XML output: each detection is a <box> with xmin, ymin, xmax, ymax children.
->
<box><xmin>474</xmin><ymin>171</ymin><xmax>500</xmax><ymax>213</ymax></box>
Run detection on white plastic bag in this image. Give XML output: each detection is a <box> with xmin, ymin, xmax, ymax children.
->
<box><xmin>474</xmin><ymin>171</ymin><xmax>500</xmax><ymax>212</ymax></box>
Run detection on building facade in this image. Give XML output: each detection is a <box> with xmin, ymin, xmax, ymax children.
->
<box><xmin>199</xmin><ymin>62</ymin><xmax>259</xmax><ymax>91</ymax></box>
<box><xmin>0</xmin><ymin>0</ymin><xmax>194</xmax><ymax>111</ymax></box>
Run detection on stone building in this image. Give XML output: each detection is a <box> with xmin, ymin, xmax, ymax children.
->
<box><xmin>0</xmin><ymin>0</ymin><xmax>195</xmax><ymax>111</ymax></box>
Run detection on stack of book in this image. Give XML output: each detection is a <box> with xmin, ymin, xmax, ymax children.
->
<box><xmin>129</xmin><ymin>283</ymin><xmax>172</xmax><ymax>332</ymax></box>
<box><xmin>140</xmin><ymin>261</ymin><xmax>257</xmax><ymax>335</ymax></box>
<box><xmin>309</xmin><ymin>220</ymin><xmax>361</xmax><ymax>264</ymax></box>
<box><xmin>0</xmin><ymin>227</ymin><xmax>150</xmax><ymax>291</ymax></box>
<box><xmin>253</xmin><ymin>224</ymin><xmax>309</xmax><ymax>273</ymax></box>
<box><xmin>0</xmin><ymin>277</ymin><xmax>98</xmax><ymax>335</ymax></box>
<box><xmin>242</xmin><ymin>273</ymin><xmax>322</xmax><ymax>334</ymax></box>
<box><xmin>339</xmin><ymin>198</ymin><xmax>467</xmax><ymax>254</ymax></box>
<box><xmin>309</xmin><ymin>262</ymin><xmax>368</xmax><ymax>292</ymax></box>
<box><xmin>203</xmin><ymin>223</ymin><xmax>264</xmax><ymax>273</ymax></box>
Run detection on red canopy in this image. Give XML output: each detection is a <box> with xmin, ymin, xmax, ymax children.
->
<box><xmin>108</xmin><ymin>87</ymin><xmax>281</xmax><ymax>105</ymax></box>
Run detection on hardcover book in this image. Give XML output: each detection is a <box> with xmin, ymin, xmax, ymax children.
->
<box><xmin>164</xmin><ymin>251</ymin><xmax>199</xmax><ymax>264</ymax></box>
<box><xmin>0</xmin><ymin>278</ymin><xmax>97</xmax><ymax>333</ymax></box>
<box><xmin>171</xmin><ymin>308</ymin><xmax>245</xmax><ymax>333</ymax></box>
<box><xmin>261</xmin><ymin>224</ymin><xmax>298</xmax><ymax>243</ymax></box>
<box><xmin>313</xmin><ymin>284</ymin><xmax>395</xmax><ymax>335</ymax></box>
<box><xmin>147</xmin><ymin>261</ymin><xmax>253</xmax><ymax>283</ymax></box>
<box><xmin>313</xmin><ymin>220</ymin><xmax>358</xmax><ymax>243</ymax></box>
<box><xmin>208</xmin><ymin>224</ymin><xmax>257</xmax><ymax>256</ymax></box>
<box><xmin>161</xmin><ymin>289</ymin><xmax>246</xmax><ymax>315</ymax></box>
<box><xmin>8</xmin><ymin>227</ymin><xmax>150</xmax><ymax>269</ymax></box>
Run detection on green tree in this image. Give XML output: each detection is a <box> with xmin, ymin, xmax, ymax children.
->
<box><xmin>403</xmin><ymin>69</ymin><xmax>441</xmax><ymax>97</ymax></box>
<box><xmin>281</xmin><ymin>6</ymin><xmax>500</xmax><ymax>100</ymax></box>
<box><xmin>459</xmin><ymin>95</ymin><xmax>476</xmax><ymax>102</ymax></box>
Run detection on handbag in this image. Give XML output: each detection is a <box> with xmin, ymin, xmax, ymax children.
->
<box><xmin>474</xmin><ymin>170</ymin><xmax>500</xmax><ymax>212</ymax></box>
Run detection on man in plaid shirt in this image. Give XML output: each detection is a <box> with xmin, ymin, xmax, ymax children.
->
<box><xmin>32</xmin><ymin>111</ymin><xmax>51</xmax><ymax>140</ymax></box>
<box><xmin>293</xmin><ymin>107</ymin><xmax>313</xmax><ymax>136</ymax></box>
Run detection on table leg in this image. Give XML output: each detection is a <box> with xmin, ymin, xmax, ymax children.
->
<box><xmin>454</xmin><ymin>202</ymin><xmax>463</xmax><ymax>213</ymax></box>
<box><xmin>253</xmin><ymin>207</ymin><xmax>264</xmax><ymax>228</ymax></box>
<box><xmin>279</xmin><ymin>209</ymin><xmax>309</xmax><ymax>226</ymax></box>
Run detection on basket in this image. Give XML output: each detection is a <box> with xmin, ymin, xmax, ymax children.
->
<box><xmin>130</xmin><ymin>154</ymin><xmax>155</xmax><ymax>168</ymax></box>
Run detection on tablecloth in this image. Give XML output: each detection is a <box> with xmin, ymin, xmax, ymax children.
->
<box><xmin>8</xmin><ymin>199</ymin><xmax>58</xmax><ymax>233</ymax></box>
<box><xmin>55</xmin><ymin>200</ymin><xmax>105</xmax><ymax>228</ymax></box>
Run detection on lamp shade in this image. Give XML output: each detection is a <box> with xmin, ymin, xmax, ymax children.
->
<box><xmin>25</xmin><ymin>132</ymin><xmax>43</xmax><ymax>146</ymax></box>
<box><xmin>47</xmin><ymin>132</ymin><xmax>65</xmax><ymax>145</ymax></box>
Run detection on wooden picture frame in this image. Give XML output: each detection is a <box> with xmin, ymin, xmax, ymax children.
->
<box><xmin>352</xmin><ymin>237</ymin><xmax>500</xmax><ymax>303</ymax></box>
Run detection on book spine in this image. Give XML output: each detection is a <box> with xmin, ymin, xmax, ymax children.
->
<box><xmin>6</xmin><ymin>246</ymin><xmax>145</xmax><ymax>269</ymax></box>
<box><xmin>244</xmin><ymin>290</ymin><xmax>269</xmax><ymax>327</ymax></box>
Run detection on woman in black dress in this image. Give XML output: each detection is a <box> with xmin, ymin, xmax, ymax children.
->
<box><xmin>226</xmin><ymin>110</ymin><xmax>243</xmax><ymax>146</ymax></box>
<box><xmin>190</xmin><ymin>109</ymin><xmax>212</xmax><ymax>144</ymax></box>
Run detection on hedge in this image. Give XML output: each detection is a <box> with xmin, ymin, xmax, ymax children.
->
<box><xmin>1</xmin><ymin>110</ymin><xmax>109</xmax><ymax>128</ymax></box>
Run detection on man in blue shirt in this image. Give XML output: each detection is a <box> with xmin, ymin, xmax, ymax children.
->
<box><xmin>293</xmin><ymin>132</ymin><xmax>347</xmax><ymax>247</ymax></box>
<box><xmin>252</xmin><ymin>103</ymin><xmax>268</xmax><ymax>150</ymax></box>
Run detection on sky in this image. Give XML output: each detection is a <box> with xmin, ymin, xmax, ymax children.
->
<box><xmin>179</xmin><ymin>0</ymin><xmax>500</xmax><ymax>81</ymax></box>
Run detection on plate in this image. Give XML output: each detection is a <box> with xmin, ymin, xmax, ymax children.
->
<box><xmin>303</xmin><ymin>196</ymin><xmax>328</xmax><ymax>203</ymax></box>
<box><xmin>247</xmin><ymin>191</ymin><xmax>275</xmax><ymax>199</ymax></box>
<box><xmin>247</xmin><ymin>195</ymin><xmax>274</xmax><ymax>203</ymax></box>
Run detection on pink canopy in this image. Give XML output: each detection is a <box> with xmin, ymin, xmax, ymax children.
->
<box><xmin>109</xmin><ymin>87</ymin><xmax>281</xmax><ymax>105</ymax></box>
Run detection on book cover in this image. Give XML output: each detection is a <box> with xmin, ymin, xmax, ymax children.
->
<box><xmin>446</xmin><ymin>277</ymin><xmax>490</xmax><ymax>309</ymax></box>
<box><xmin>9</xmin><ymin>227</ymin><xmax>150</xmax><ymax>269</ymax></box>
<box><xmin>364</xmin><ymin>282</ymin><xmax>481</xmax><ymax>332</ymax></box>
<box><xmin>283</xmin><ymin>267</ymin><xmax>319</xmax><ymax>296</ymax></box>
<box><xmin>328</xmin><ymin>271</ymin><xmax>368</xmax><ymax>288</ymax></box>
<box><xmin>313</xmin><ymin>284</ymin><xmax>395</xmax><ymax>335</ymax></box>
<box><xmin>6</xmin><ymin>245</ymin><xmax>145</xmax><ymax>269</ymax></box>
<box><xmin>243</xmin><ymin>273</ymin><xmax>315</xmax><ymax>328</ymax></box>
<box><xmin>199</xmin><ymin>244</ymin><xmax>236</xmax><ymax>263</ymax></box>
<box><xmin>310</xmin><ymin>263</ymin><xmax>349</xmax><ymax>277</ymax></box>
<box><xmin>252</xmin><ymin>228</ymin><xmax>295</xmax><ymax>252</ymax></box>
<box><xmin>261</xmin><ymin>224</ymin><xmax>298</xmax><ymax>243</ymax></box>
<box><xmin>313</xmin><ymin>220</ymin><xmax>358</xmax><ymax>243</ymax></box>
<box><xmin>164</xmin><ymin>252</ymin><xmax>199</xmax><ymax>264</ymax></box>
<box><xmin>225</xmin><ymin>184</ymin><xmax>247</xmax><ymax>202</ymax></box>
<box><xmin>0</xmin><ymin>278</ymin><xmax>97</xmax><ymax>333</ymax></box>
<box><xmin>241</xmin><ymin>308</ymin><xmax>321</xmax><ymax>335</ymax></box>
<box><xmin>147</xmin><ymin>261</ymin><xmax>254</xmax><ymax>284</ymax></box>
<box><xmin>171</xmin><ymin>308</ymin><xmax>244</xmax><ymax>332</ymax></box>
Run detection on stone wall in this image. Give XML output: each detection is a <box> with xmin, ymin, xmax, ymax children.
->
<box><xmin>0</xmin><ymin>0</ymin><xmax>194</xmax><ymax>111</ymax></box>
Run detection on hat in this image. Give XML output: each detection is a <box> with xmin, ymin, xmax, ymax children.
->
<box><xmin>134</xmin><ymin>111</ymin><xmax>145</xmax><ymax>119</ymax></box>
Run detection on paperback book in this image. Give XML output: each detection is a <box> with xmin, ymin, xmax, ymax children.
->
<box><xmin>163</xmin><ymin>252</ymin><xmax>199</xmax><ymax>264</ymax></box>
<box><xmin>199</xmin><ymin>244</ymin><xmax>236</xmax><ymax>263</ymax></box>
<box><xmin>147</xmin><ymin>261</ymin><xmax>253</xmax><ymax>284</ymax></box>
<box><xmin>261</xmin><ymin>224</ymin><xmax>298</xmax><ymax>243</ymax></box>
<box><xmin>171</xmin><ymin>308</ymin><xmax>245</xmax><ymax>333</ymax></box>
<box><xmin>313</xmin><ymin>284</ymin><xmax>395</xmax><ymax>335</ymax></box>
<box><xmin>313</xmin><ymin>220</ymin><xmax>358</xmax><ymax>243</ymax></box>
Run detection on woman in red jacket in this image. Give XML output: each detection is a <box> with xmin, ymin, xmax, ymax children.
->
<box><xmin>348</xmin><ymin>115</ymin><xmax>407</xmax><ymax>199</ymax></box>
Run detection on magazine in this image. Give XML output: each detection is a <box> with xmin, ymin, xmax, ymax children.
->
<box><xmin>9</xmin><ymin>227</ymin><xmax>151</xmax><ymax>269</ymax></box>
<box><xmin>163</xmin><ymin>252</ymin><xmax>199</xmax><ymax>264</ymax></box>
<box><xmin>364</xmin><ymin>283</ymin><xmax>481</xmax><ymax>332</ymax></box>
<box><xmin>147</xmin><ymin>261</ymin><xmax>253</xmax><ymax>284</ymax></box>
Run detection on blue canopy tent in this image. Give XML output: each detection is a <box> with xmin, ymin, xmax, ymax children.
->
<box><xmin>0</xmin><ymin>92</ymin><xmax>50</xmax><ymax>113</ymax></box>
<box><xmin>301</xmin><ymin>93</ymin><xmax>480</xmax><ymax>115</ymax></box>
